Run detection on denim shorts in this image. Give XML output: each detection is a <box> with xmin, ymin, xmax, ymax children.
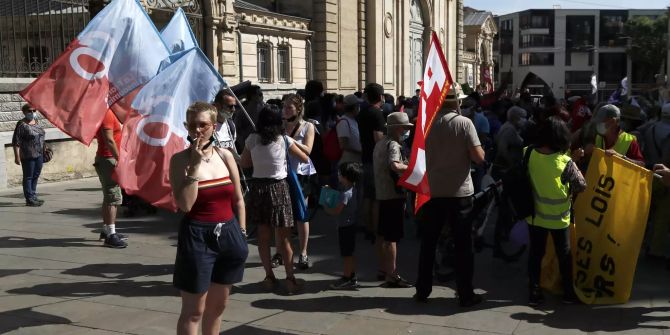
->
<box><xmin>173</xmin><ymin>217</ymin><xmax>249</xmax><ymax>294</ymax></box>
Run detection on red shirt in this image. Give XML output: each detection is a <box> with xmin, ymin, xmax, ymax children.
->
<box><xmin>96</xmin><ymin>110</ymin><xmax>122</xmax><ymax>158</ymax></box>
<box><xmin>625</xmin><ymin>139</ymin><xmax>644</xmax><ymax>162</ymax></box>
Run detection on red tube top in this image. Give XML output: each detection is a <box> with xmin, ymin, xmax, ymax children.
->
<box><xmin>187</xmin><ymin>177</ymin><xmax>235</xmax><ymax>223</ymax></box>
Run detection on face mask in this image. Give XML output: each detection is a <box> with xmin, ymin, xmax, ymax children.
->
<box><xmin>400</xmin><ymin>130</ymin><xmax>410</xmax><ymax>142</ymax></box>
<box><xmin>219</xmin><ymin>110</ymin><xmax>233</xmax><ymax>120</ymax></box>
<box><xmin>25</xmin><ymin>112</ymin><xmax>35</xmax><ymax>121</ymax></box>
<box><xmin>596</xmin><ymin>122</ymin><xmax>608</xmax><ymax>136</ymax></box>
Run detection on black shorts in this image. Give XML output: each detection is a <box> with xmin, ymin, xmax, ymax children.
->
<box><xmin>173</xmin><ymin>217</ymin><xmax>249</xmax><ymax>294</ymax></box>
<box><xmin>377</xmin><ymin>198</ymin><xmax>406</xmax><ymax>242</ymax></box>
<box><xmin>338</xmin><ymin>224</ymin><xmax>357</xmax><ymax>257</ymax></box>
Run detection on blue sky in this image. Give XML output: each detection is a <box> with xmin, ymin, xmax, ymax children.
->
<box><xmin>465</xmin><ymin>0</ymin><xmax>670</xmax><ymax>15</ymax></box>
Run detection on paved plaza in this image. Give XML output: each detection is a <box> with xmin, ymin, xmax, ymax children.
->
<box><xmin>0</xmin><ymin>178</ymin><xmax>669</xmax><ymax>334</ymax></box>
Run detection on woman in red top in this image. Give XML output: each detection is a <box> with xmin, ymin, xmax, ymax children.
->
<box><xmin>169</xmin><ymin>102</ymin><xmax>247</xmax><ymax>335</ymax></box>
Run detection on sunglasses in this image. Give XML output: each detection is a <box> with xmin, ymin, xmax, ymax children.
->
<box><xmin>186</xmin><ymin>122</ymin><xmax>213</xmax><ymax>131</ymax></box>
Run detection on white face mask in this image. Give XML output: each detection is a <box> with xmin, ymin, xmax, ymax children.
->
<box><xmin>399</xmin><ymin>130</ymin><xmax>410</xmax><ymax>142</ymax></box>
<box><xmin>596</xmin><ymin>122</ymin><xmax>608</xmax><ymax>136</ymax></box>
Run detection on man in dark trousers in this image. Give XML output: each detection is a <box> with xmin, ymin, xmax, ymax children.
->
<box><xmin>414</xmin><ymin>83</ymin><xmax>486</xmax><ymax>307</ymax></box>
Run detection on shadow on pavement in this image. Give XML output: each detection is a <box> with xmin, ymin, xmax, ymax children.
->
<box><xmin>0</xmin><ymin>236</ymin><xmax>98</xmax><ymax>248</ymax></box>
<box><xmin>0</xmin><ymin>269</ymin><xmax>32</xmax><ymax>278</ymax></box>
<box><xmin>220</xmin><ymin>324</ymin><xmax>301</xmax><ymax>335</ymax></box>
<box><xmin>65</xmin><ymin>187</ymin><xmax>100</xmax><ymax>192</ymax></box>
<box><xmin>62</xmin><ymin>263</ymin><xmax>173</xmax><ymax>279</ymax></box>
<box><xmin>8</xmin><ymin>279</ymin><xmax>176</xmax><ymax>298</ymax></box>
<box><xmin>0</xmin><ymin>193</ymin><xmax>50</xmax><ymax>199</ymax></box>
<box><xmin>0</xmin><ymin>201</ymin><xmax>22</xmax><ymax>207</ymax></box>
<box><xmin>51</xmin><ymin>208</ymin><xmax>100</xmax><ymax>218</ymax></box>
<box><xmin>0</xmin><ymin>308</ymin><xmax>71</xmax><ymax>333</ymax></box>
<box><xmin>510</xmin><ymin>306</ymin><xmax>670</xmax><ymax>332</ymax></box>
<box><xmin>83</xmin><ymin>217</ymin><xmax>179</xmax><ymax>237</ymax></box>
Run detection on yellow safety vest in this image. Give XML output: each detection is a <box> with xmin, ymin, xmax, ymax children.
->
<box><xmin>595</xmin><ymin>131</ymin><xmax>635</xmax><ymax>156</ymax></box>
<box><xmin>527</xmin><ymin>148</ymin><xmax>572</xmax><ymax>229</ymax></box>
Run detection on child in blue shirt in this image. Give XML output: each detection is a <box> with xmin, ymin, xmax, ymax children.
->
<box><xmin>323</xmin><ymin>162</ymin><xmax>363</xmax><ymax>289</ymax></box>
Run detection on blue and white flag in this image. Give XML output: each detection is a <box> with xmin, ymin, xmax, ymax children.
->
<box><xmin>161</xmin><ymin>7</ymin><xmax>199</xmax><ymax>54</ymax></box>
<box><xmin>118</xmin><ymin>48</ymin><xmax>226</xmax><ymax>211</ymax></box>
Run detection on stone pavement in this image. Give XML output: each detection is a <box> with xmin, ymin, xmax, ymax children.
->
<box><xmin>0</xmin><ymin>178</ymin><xmax>669</xmax><ymax>335</ymax></box>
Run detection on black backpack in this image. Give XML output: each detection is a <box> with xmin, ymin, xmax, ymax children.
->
<box><xmin>501</xmin><ymin>146</ymin><xmax>535</xmax><ymax>221</ymax></box>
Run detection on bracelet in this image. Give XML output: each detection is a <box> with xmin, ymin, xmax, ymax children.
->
<box><xmin>184</xmin><ymin>175</ymin><xmax>200</xmax><ymax>184</ymax></box>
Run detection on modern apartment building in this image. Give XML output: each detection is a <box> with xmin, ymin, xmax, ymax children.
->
<box><xmin>496</xmin><ymin>9</ymin><xmax>666</xmax><ymax>99</ymax></box>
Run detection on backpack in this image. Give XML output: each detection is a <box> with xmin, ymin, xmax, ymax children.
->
<box><xmin>501</xmin><ymin>146</ymin><xmax>535</xmax><ymax>221</ymax></box>
<box><xmin>322</xmin><ymin>118</ymin><xmax>350</xmax><ymax>162</ymax></box>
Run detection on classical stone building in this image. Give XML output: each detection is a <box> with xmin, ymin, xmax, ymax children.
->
<box><xmin>461</xmin><ymin>7</ymin><xmax>497</xmax><ymax>93</ymax></box>
<box><xmin>0</xmin><ymin>0</ymin><xmax>462</xmax><ymax>189</ymax></box>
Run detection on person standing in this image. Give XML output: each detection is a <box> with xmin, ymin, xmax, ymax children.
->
<box><xmin>283</xmin><ymin>93</ymin><xmax>317</xmax><ymax>269</ymax></box>
<box><xmin>94</xmin><ymin>109</ymin><xmax>127</xmax><ymax>248</ymax></box>
<box><xmin>526</xmin><ymin>117</ymin><xmax>586</xmax><ymax>306</ymax></box>
<box><xmin>240</xmin><ymin>105</ymin><xmax>309</xmax><ymax>294</ymax></box>
<box><xmin>357</xmin><ymin>83</ymin><xmax>386</xmax><ymax>248</ymax></box>
<box><xmin>170</xmin><ymin>102</ymin><xmax>248</xmax><ymax>335</ymax></box>
<box><xmin>12</xmin><ymin>104</ymin><xmax>45</xmax><ymax>207</ymax></box>
<box><xmin>414</xmin><ymin>84</ymin><xmax>486</xmax><ymax>307</ymax></box>
<box><xmin>373</xmin><ymin>112</ymin><xmax>413</xmax><ymax>288</ymax></box>
<box><xmin>337</xmin><ymin>94</ymin><xmax>363</xmax><ymax>165</ymax></box>
<box><xmin>212</xmin><ymin>90</ymin><xmax>238</xmax><ymax>154</ymax></box>
<box><xmin>584</xmin><ymin>104</ymin><xmax>644</xmax><ymax>166</ymax></box>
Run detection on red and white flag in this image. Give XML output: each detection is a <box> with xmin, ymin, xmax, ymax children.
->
<box><xmin>20</xmin><ymin>0</ymin><xmax>169</xmax><ymax>144</ymax></box>
<box><xmin>399</xmin><ymin>32</ymin><xmax>453</xmax><ymax>213</ymax></box>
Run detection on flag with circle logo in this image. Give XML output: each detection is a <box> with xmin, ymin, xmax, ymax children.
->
<box><xmin>116</xmin><ymin>48</ymin><xmax>226</xmax><ymax>211</ymax></box>
<box><xmin>19</xmin><ymin>0</ymin><xmax>169</xmax><ymax>144</ymax></box>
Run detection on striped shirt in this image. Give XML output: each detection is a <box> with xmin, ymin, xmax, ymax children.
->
<box><xmin>12</xmin><ymin>121</ymin><xmax>45</xmax><ymax>159</ymax></box>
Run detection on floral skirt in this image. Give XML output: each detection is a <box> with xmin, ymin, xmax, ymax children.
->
<box><xmin>247</xmin><ymin>178</ymin><xmax>293</xmax><ymax>228</ymax></box>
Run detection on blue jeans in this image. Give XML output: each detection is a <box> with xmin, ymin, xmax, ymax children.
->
<box><xmin>21</xmin><ymin>156</ymin><xmax>43</xmax><ymax>202</ymax></box>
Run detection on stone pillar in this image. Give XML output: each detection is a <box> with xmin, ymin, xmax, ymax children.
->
<box><xmin>211</xmin><ymin>0</ymin><xmax>238</xmax><ymax>79</ymax></box>
<box><xmin>358</xmin><ymin>0</ymin><xmax>366</xmax><ymax>89</ymax></box>
<box><xmin>456</xmin><ymin>0</ymin><xmax>464</xmax><ymax>83</ymax></box>
<box><xmin>312</xmin><ymin>0</ymin><xmax>339</xmax><ymax>90</ymax></box>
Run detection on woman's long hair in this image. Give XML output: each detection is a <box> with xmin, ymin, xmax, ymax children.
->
<box><xmin>256</xmin><ymin>104</ymin><xmax>285</xmax><ymax>145</ymax></box>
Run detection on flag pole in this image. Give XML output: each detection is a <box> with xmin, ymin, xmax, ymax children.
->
<box><xmin>224</xmin><ymin>85</ymin><xmax>256</xmax><ymax>132</ymax></box>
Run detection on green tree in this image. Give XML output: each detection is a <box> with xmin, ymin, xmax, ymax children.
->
<box><xmin>624</xmin><ymin>14</ymin><xmax>668</xmax><ymax>83</ymax></box>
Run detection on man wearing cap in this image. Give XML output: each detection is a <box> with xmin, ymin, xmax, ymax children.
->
<box><xmin>358</xmin><ymin>83</ymin><xmax>387</xmax><ymax>242</ymax></box>
<box><xmin>584</xmin><ymin>104</ymin><xmax>644</xmax><ymax>166</ymax></box>
<box><xmin>337</xmin><ymin>94</ymin><xmax>363</xmax><ymax>165</ymax></box>
<box><xmin>373</xmin><ymin>112</ymin><xmax>413</xmax><ymax>288</ymax></box>
<box><xmin>415</xmin><ymin>82</ymin><xmax>486</xmax><ymax>307</ymax></box>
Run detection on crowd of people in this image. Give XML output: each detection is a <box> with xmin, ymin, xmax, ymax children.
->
<box><xmin>12</xmin><ymin>78</ymin><xmax>670</xmax><ymax>335</ymax></box>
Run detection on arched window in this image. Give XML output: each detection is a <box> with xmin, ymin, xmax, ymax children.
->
<box><xmin>277</xmin><ymin>45</ymin><xmax>291</xmax><ymax>83</ymax></box>
<box><xmin>257</xmin><ymin>43</ymin><xmax>272</xmax><ymax>82</ymax></box>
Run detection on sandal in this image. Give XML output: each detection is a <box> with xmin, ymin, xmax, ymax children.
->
<box><xmin>286</xmin><ymin>276</ymin><xmax>303</xmax><ymax>295</ymax></box>
<box><xmin>262</xmin><ymin>275</ymin><xmax>278</xmax><ymax>291</ymax></box>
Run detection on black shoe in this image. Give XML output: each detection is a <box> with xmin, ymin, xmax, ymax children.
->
<box><xmin>459</xmin><ymin>293</ymin><xmax>484</xmax><ymax>307</ymax></box>
<box><xmin>26</xmin><ymin>199</ymin><xmax>43</xmax><ymax>207</ymax></box>
<box><xmin>382</xmin><ymin>274</ymin><xmax>413</xmax><ymax>288</ymax></box>
<box><xmin>297</xmin><ymin>255</ymin><xmax>311</xmax><ymax>270</ymax></box>
<box><xmin>413</xmin><ymin>293</ymin><xmax>428</xmax><ymax>303</ymax></box>
<box><xmin>99</xmin><ymin>231</ymin><xmax>128</xmax><ymax>241</ymax></box>
<box><xmin>104</xmin><ymin>233</ymin><xmax>128</xmax><ymax>249</ymax></box>
<box><xmin>528</xmin><ymin>286</ymin><xmax>545</xmax><ymax>306</ymax></box>
<box><xmin>329</xmin><ymin>276</ymin><xmax>359</xmax><ymax>290</ymax></box>
<box><xmin>271</xmin><ymin>253</ymin><xmax>283</xmax><ymax>268</ymax></box>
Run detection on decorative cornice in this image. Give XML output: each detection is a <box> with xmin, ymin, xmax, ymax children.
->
<box><xmin>236</xmin><ymin>9</ymin><xmax>312</xmax><ymax>37</ymax></box>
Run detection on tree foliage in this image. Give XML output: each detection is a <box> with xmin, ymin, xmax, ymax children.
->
<box><xmin>624</xmin><ymin>14</ymin><xmax>668</xmax><ymax>75</ymax></box>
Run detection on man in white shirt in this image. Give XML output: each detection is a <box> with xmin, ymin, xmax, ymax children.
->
<box><xmin>213</xmin><ymin>90</ymin><xmax>238</xmax><ymax>154</ymax></box>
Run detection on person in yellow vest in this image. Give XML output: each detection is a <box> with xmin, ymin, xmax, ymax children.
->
<box><xmin>584</xmin><ymin>104</ymin><xmax>645</xmax><ymax>166</ymax></box>
<box><xmin>527</xmin><ymin>117</ymin><xmax>587</xmax><ymax>306</ymax></box>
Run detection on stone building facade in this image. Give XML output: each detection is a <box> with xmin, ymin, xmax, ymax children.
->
<box><xmin>0</xmin><ymin>0</ymin><xmax>463</xmax><ymax>189</ymax></box>
<box><xmin>461</xmin><ymin>8</ymin><xmax>497</xmax><ymax>93</ymax></box>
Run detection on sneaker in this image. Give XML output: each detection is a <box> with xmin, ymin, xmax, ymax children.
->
<box><xmin>271</xmin><ymin>253</ymin><xmax>283</xmax><ymax>268</ymax></box>
<box><xmin>286</xmin><ymin>276</ymin><xmax>303</xmax><ymax>295</ymax></box>
<box><xmin>329</xmin><ymin>276</ymin><xmax>359</xmax><ymax>290</ymax></box>
<box><xmin>103</xmin><ymin>233</ymin><xmax>128</xmax><ymax>249</ymax></box>
<box><xmin>383</xmin><ymin>274</ymin><xmax>413</xmax><ymax>288</ymax></box>
<box><xmin>99</xmin><ymin>231</ymin><xmax>128</xmax><ymax>241</ymax></box>
<box><xmin>26</xmin><ymin>199</ymin><xmax>43</xmax><ymax>207</ymax></box>
<box><xmin>528</xmin><ymin>286</ymin><xmax>545</xmax><ymax>306</ymax></box>
<box><xmin>459</xmin><ymin>293</ymin><xmax>484</xmax><ymax>308</ymax></box>
<box><xmin>297</xmin><ymin>254</ymin><xmax>311</xmax><ymax>270</ymax></box>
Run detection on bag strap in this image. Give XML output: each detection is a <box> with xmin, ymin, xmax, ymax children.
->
<box><xmin>522</xmin><ymin>145</ymin><xmax>533</xmax><ymax>171</ymax></box>
<box><xmin>290</xmin><ymin>121</ymin><xmax>303</xmax><ymax>138</ymax></box>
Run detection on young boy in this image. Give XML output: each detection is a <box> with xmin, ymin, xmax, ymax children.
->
<box><xmin>324</xmin><ymin>162</ymin><xmax>363</xmax><ymax>289</ymax></box>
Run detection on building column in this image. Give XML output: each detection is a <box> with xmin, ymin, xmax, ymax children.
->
<box><xmin>456</xmin><ymin>0</ymin><xmax>464</xmax><ymax>83</ymax></box>
<box><xmin>358</xmin><ymin>0</ymin><xmax>366</xmax><ymax>89</ymax></box>
<box><xmin>312</xmin><ymin>0</ymin><xmax>339</xmax><ymax>90</ymax></box>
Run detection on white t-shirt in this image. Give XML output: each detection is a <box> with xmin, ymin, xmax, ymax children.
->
<box><xmin>215</xmin><ymin>120</ymin><xmax>236</xmax><ymax>150</ymax></box>
<box><xmin>245</xmin><ymin>134</ymin><xmax>295</xmax><ymax>179</ymax></box>
<box><xmin>336</xmin><ymin>115</ymin><xmax>362</xmax><ymax>164</ymax></box>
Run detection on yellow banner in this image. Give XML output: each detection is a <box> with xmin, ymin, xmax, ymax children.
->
<box><xmin>573</xmin><ymin>148</ymin><xmax>652</xmax><ymax>304</ymax></box>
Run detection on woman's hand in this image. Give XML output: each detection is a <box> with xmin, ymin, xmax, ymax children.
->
<box><xmin>189</xmin><ymin>137</ymin><xmax>204</xmax><ymax>166</ymax></box>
